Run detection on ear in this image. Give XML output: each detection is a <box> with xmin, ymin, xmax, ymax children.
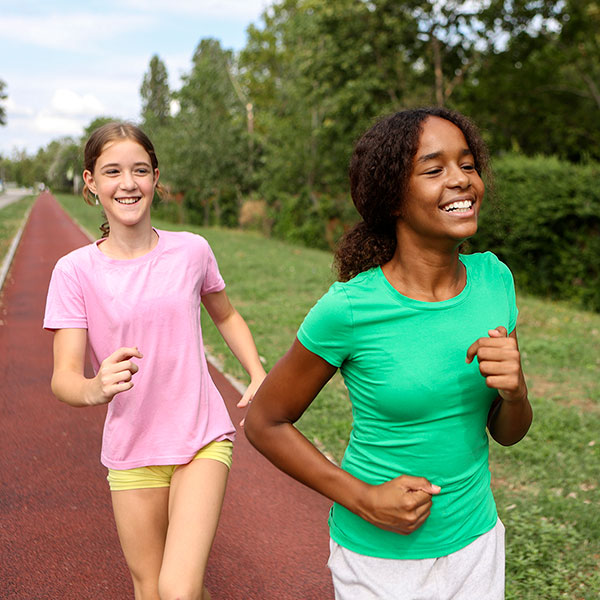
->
<box><xmin>153</xmin><ymin>168</ymin><xmax>160</xmax><ymax>185</ymax></box>
<box><xmin>83</xmin><ymin>170</ymin><xmax>96</xmax><ymax>194</ymax></box>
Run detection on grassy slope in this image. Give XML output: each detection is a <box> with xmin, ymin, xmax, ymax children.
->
<box><xmin>50</xmin><ymin>194</ymin><xmax>600</xmax><ymax>599</ymax></box>
<box><xmin>0</xmin><ymin>195</ymin><xmax>35</xmax><ymax>262</ymax></box>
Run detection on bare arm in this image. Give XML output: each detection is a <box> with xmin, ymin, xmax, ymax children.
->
<box><xmin>245</xmin><ymin>339</ymin><xmax>440</xmax><ymax>535</ymax></box>
<box><xmin>51</xmin><ymin>328</ymin><xmax>142</xmax><ymax>407</ymax></box>
<box><xmin>466</xmin><ymin>326</ymin><xmax>532</xmax><ymax>446</ymax></box>
<box><xmin>202</xmin><ymin>289</ymin><xmax>266</xmax><ymax>407</ymax></box>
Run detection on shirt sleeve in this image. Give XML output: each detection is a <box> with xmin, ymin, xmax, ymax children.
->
<box><xmin>492</xmin><ymin>254</ymin><xmax>518</xmax><ymax>333</ymax></box>
<box><xmin>43</xmin><ymin>261</ymin><xmax>87</xmax><ymax>330</ymax></box>
<box><xmin>297</xmin><ymin>283</ymin><xmax>353</xmax><ymax>368</ymax></box>
<box><xmin>200</xmin><ymin>238</ymin><xmax>226</xmax><ymax>295</ymax></box>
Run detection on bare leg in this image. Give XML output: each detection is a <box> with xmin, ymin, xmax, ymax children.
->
<box><xmin>158</xmin><ymin>458</ymin><xmax>229</xmax><ymax>600</ymax></box>
<box><xmin>111</xmin><ymin>487</ymin><xmax>170</xmax><ymax>600</ymax></box>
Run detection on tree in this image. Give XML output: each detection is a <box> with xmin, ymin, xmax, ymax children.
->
<box><xmin>165</xmin><ymin>39</ymin><xmax>249</xmax><ymax>226</ymax></box>
<box><xmin>140</xmin><ymin>55</ymin><xmax>171</xmax><ymax>132</ymax></box>
<box><xmin>0</xmin><ymin>79</ymin><xmax>7</xmax><ymax>126</ymax></box>
<box><xmin>458</xmin><ymin>0</ymin><xmax>600</xmax><ymax>161</ymax></box>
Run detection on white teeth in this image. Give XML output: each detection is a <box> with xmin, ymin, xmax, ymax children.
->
<box><xmin>115</xmin><ymin>197</ymin><xmax>140</xmax><ymax>205</ymax></box>
<box><xmin>443</xmin><ymin>200</ymin><xmax>473</xmax><ymax>212</ymax></box>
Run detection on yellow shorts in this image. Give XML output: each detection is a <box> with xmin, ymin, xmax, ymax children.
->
<box><xmin>107</xmin><ymin>440</ymin><xmax>233</xmax><ymax>492</ymax></box>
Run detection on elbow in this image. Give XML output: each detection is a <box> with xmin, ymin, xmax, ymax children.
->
<box><xmin>244</xmin><ymin>405</ymin><xmax>287</xmax><ymax>455</ymax></box>
<box><xmin>243</xmin><ymin>407</ymin><xmax>262</xmax><ymax>449</ymax></box>
<box><xmin>50</xmin><ymin>375</ymin><xmax>62</xmax><ymax>402</ymax></box>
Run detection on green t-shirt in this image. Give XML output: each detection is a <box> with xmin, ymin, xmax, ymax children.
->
<box><xmin>297</xmin><ymin>252</ymin><xmax>518</xmax><ymax>559</ymax></box>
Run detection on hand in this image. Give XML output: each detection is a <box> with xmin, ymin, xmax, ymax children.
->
<box><xmin>90</xmin><ymin>346</ymin><xmax>143</xmax><ymax>406</ymax></box>
<box><xmin>237</xmin><ymin>371</ymin><xmax>266</xmax><ymax>427</ymax></box>
<box><xmin>466</xmin><ymin>326</ymin><xmax>527</xmax><ymax>404</ymax></box>
<box><xmin>357</xmin><ymin>475</ymin><xmax>441</xmax><ymax>535</ymax></box>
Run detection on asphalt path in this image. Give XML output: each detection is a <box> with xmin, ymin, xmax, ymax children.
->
<box><xmin>0</xmin><ymin>192</ymin><xmax>334</xmax><ymax>599</ymax></box>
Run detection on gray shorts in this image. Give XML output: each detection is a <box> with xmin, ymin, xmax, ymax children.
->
<box><xmin>328</xmin><ymin>518</ymin><xmax>505</xmax><ymax>600</ymax></box>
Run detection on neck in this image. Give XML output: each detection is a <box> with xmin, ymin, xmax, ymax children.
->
<box><xmin>99</xmin><ymin>222</ymin><xmax>158</xmax><ymax>260</ymax></box>
<box><xmin>382</xmin><ymin>235</ymin><xmax>465</xmax><ymax>302</ymax></box>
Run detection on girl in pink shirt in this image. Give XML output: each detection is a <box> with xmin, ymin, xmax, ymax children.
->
<box><xmin>44</xmin><ymin>122</ymin><xmax>266</xmax><ymax>600</ymax></box>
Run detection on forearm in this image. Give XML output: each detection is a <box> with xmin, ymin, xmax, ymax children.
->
<box><xmin>214</xmin><ymin>310</ymin><xmax>266</xmax><ymax>380</ymax></box>
<box><xmin>245</xmin><ymin>413</ymin><xmax>368</xmax><ymax>514</ymax></box>
<box><xmin>488</xmin><ymin>393</ymin><xmax>532</xmax><ymax>446</ymax></box>
<box><xmin>51</xmin><ymin>369</ymin><xmax>97</xmax><ymax>407</ymax></box>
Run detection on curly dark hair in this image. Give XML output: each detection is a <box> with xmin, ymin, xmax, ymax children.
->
<box><xmin>334</xmin><ymin>107</ymin><xmax>491</xmax><ymax>282</ymax></box>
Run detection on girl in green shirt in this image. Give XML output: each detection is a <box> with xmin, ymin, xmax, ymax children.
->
<box><xmin>245</xmin><ymin>107</ymin><xmax>532</xmax><ymax>599</ymax></box>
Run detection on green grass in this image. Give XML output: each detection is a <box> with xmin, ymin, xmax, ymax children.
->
<box><xmin>52</xmin><ymin>193</ymin><xmax>600</xmax><ymax>599</ymax></box>
<box><xmin>0</xmin><ymin>195</ymin><xmax>35</xmax><ymax>263</ymax></box>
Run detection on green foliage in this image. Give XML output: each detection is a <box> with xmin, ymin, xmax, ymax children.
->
<box><xmin>0</xmin><ymin>78</ymin><xmax>7</xmax><ymax>126</ymax></box>
<box><xmin>140</xmin><ymin>55</ymin><xmax>171</xmax><ymax>130</ymax></box>
<box><xmin>469</xmin><ymin>154</ymin><xmax>600</xmax><ymax>311</ymax></box>
<box><xmin>160</xmin><ymin>39</ymin><xmax>250</xmax><ymax>226</ymax></box>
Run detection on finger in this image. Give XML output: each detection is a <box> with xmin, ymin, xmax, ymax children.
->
<box><xmin>236</xmin><ymin>390</ymin><xmax>253</xmax><ymax>408</ymax></box>
<box><xmin>477</xmin><ymin>360</ymin><xmax>516</xmax><ymax>377</ymax></box>
<box><xmin>492</xmin><ymin>326</ymin><xmax>508</xmax><ymax>337</ymax></box>
<box><xmin>104</xmin><ymin>369</ymin><xmax>135</xmax><ymax>386</ymax></box>
<box><xmin>111</xmin><ymin>346</ymin><xmax>143</xmax><ymax>361</ymax></box>
<box><xmin>465</xmin><ymin>339</ymin><xmax>481</xmax><ymax>364</ymax></box>
<box><xmin>477</xmin><ymin>340</ymin><xmax>518</xmax><ymax>360</ymax></box>
<box><xmin>485</xmin><ymin>375</ymin><xmax>519</xmax><ymax>391</ymax></box>
<box><xmin>115</xmin><ymin>359</ymin><xmax>139</xmax><ymax>375</ymax></box>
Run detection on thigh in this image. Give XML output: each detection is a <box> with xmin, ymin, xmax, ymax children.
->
<box><xmin>111</xmin><ymin>487</ymin><xmax>170</xmax><ymax>598</ymax></box>
<box><xmin>328</xmin><ymin>539</ymin><xmax>438</xmax><ymax>600</ymax></box>
<box><xmin>442</xmin><ymin>519</ymin><xmax>505</xmax><ymax>600</ymax></box>
<box><xmin>158</xmin><ymin>457</ymin><xmax>230</xmax><ymax>597</ymax></box>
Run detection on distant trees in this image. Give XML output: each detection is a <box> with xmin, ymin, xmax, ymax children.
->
<box><xmin>5</xmin><ymin>0</ymin><xmax>600</xmax><ymax>230</ymax></box>
<box><xmin>140</xmin><ymin>55</ymin><xmax>171</xmax><ymax>134</ymax></box>
<box><xmin>0</xmin><ymin>79</ymin><xmax>7</xmax><ymax>126</ymax></box>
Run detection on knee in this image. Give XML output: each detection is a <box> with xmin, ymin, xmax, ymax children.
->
<box><xmin>158</xmin><ymin>578</ymin><xmax>207</xmax><ymax>600</ymax></box>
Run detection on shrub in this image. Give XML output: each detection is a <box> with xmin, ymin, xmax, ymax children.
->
<box><xmin>469</xmin><ymin>154</ymin><xmax>600</xmax><ymax>311</ymax></box>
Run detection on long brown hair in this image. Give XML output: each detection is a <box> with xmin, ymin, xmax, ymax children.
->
<box><xmin>83</xmin><ymin>122</ymin><xmax>166</xmax><ymax>237</ymax></box>
<box><xmin>334</xmin><ymin>107</ymin><xmax>491</xmax><ymax>282</ymax></box>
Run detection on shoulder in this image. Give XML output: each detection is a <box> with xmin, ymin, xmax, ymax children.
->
<box><xmin>461</xmin><ymin>251</ymin><xmax>512</xmax><ymax>277</ymax></box>
<box><xmin>303</xmin><ymin>269</ymin><xmax>379</xmax><ymax>327</ymax></box>
<box><xmin>157</xmin><ymin>229</ymin><xmax>215</xmax><ymax>256</ymax></box>
<box><xmin>157</xmin><ymin>228</ymin><xmax>210</xmax><ymax>248</ymax></box>
<box><xmin>53</xmin><ymin>242</ymin><xmax>96</xmax><ymax>274</ymax></box>
<box><xmin>462</xmin><ymin>252</ymin><xmax>516</xmax><ymax>299</ymax></box>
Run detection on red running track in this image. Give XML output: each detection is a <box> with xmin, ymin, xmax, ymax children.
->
<box><xmin>0</xmin><ymin>192</ymin><xmax>334</xmax><ymax>599</ymax></box>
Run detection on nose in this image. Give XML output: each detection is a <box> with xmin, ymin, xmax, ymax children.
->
<box><xmin>447</xmin><ymin>164</ymin><xmax>471</xmax><ymax>189</ymax></box>
<box><xmin>120</xmin><ymin>170</ymin><xmax>137</xmax><ymax>190</ymax></box>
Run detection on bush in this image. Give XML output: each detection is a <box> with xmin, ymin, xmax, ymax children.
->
<box><xmin>469</xmin><ymin>154</ymin><xmax>600</xmax><ymax>311</ymax></box>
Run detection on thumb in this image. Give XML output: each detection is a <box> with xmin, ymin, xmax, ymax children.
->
<box><xmin>400</xmin><ymin>475</ymin><xmax>441</xmax><ymax>495</ymax></box>
<box><xmin>488</xmin><ymin>326</ymin><xmax>507</xmax><ymax>338</ymax></box>
<box><xmin>236</xmin><ymin>388</ymin><xmax>253</xmax><ymax>408</ymax></box>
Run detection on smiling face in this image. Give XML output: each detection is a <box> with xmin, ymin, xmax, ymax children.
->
<box><xmin>397</xmin><ymin>116</ymin><xmax>485</xmax><ymax>249</ymax></box>
<box><xmin>83</xmin><ymin>138</ymin><xmax>159</xmax><ymax>232</ymax></box>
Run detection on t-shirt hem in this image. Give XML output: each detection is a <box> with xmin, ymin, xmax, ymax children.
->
<box><xmin>43</xmin><ymin>320</ymin><xmax>87</xmax><ymax>331</ymax></box>
<box><xmin>329</xmin><ymin>514</ymin><xmax>498</xmax><ymax>560</ymax></box>
<box><xmin>101</xmin><ymin>434</ymin><xmax>235</xmax><ymax>470</ymax></box>
<box><xmin>296</xmin><ymin>332</ymin><xmax>342</xmax><ymax>367</ymax></box>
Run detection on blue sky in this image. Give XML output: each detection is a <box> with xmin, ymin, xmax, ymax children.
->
<box><xmin>0</xmin><ymin>0</ymin><xmax>270</xmax><ymax>155</ymax></box>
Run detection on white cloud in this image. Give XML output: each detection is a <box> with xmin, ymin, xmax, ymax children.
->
<box><xmin>0</xmin><ymin>13</ymin><xmax>154</xmax><ymax>51</ymax></box>
<box><xmin>33</xmin><ymin>111</ymin><xmax>85</xmax><ymax>136</ymax></box>
<box><xmin>51</xmin><ymin>89</ymin><xmax>105</xmax><ymax>117</ymax></box>
<box><xmin>121</xmin><ymin>0</ymin><xmax>269</xmax><ymax>19</ymax></box>
<box><xmin>5</xmin><ymin>97</ymin><xmax>35</xmax><ymax>117</ymax></box>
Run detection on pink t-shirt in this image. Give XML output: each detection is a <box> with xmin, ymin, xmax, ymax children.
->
<box><xmin>44</xmin><ymin>229</ymin><xmax>236</xmax><ymax>469</ymax></box>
